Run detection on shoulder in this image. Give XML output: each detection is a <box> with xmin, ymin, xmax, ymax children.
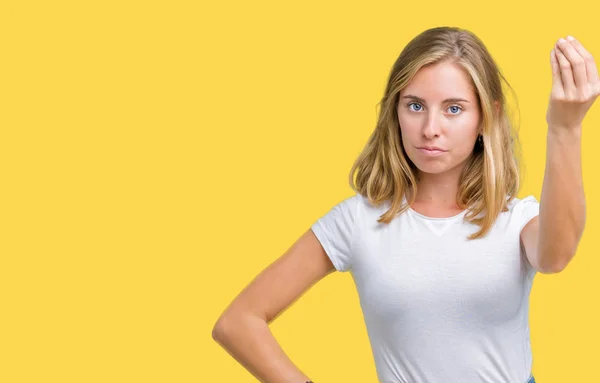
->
<box><xmin>310</xmin><ymin>193</ymin><xmax>366</xmax><ymax>272</ymax></box>
<box><xmin>311</xmin><ymin>193</ymin><xmax>363</xmax><ymax>232</ymax></box>
<box><xmin>311</xmin><ymin>192</ymin><xmax>387</xmax><ymax>234</ymax></box>
<box><xmin>505</xmin><ymin>194</ymin><xmax>539</xmax><ymax>216</ymax></box>
<box><xmin>504</xmin><ymin>194</ymin><xmax>540</xmax><ymax>232</ymax></box>
<box><xmin>506</xmin><ymin>194</ymin><xmax>539</xmax><ymax>210</ymax></box>
<box><xmin>330</xmin><ymin>192</ymin><xmax>382</xmax><ymax>215</ymax></box>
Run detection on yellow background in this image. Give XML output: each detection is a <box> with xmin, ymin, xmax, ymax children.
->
<box><xmin>1</xmin><ymin>0</ymin><xmax>599</xmax><ymax>382</ymax></box>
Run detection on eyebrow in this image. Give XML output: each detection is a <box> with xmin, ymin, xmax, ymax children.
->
<box><xmin>401</xmin><ymin>94</ymin><xmax>470</xmax><ymax>103</ymax></box>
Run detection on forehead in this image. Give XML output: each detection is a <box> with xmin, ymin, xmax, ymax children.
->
<box><xmin>400</xmin><ymin>60</ymin><xmax>476</xmax><ymax>101</ymax></box>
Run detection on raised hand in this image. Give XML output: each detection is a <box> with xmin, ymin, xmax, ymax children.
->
<box><xmin>546</xmin><ymin>35</ymin><xmax>599</xmax><ymax>131</ymax></box>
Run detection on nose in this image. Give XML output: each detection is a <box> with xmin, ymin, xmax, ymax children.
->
<box><xmin>422</xmin><ymin>112</ymin><xmax>441</xmax><ymax>139</ymax></box>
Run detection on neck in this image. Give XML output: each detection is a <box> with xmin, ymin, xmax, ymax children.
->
<box><xmin>409</xmin><ymin>169</ymin><xmax>462</xmax><ymax>208</ymax></box>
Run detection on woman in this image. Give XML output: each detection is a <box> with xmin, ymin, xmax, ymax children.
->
<box><xmin>212</xmin><ymin>26</ymin><xmax>597</xmax><ymax>382</ymax></box>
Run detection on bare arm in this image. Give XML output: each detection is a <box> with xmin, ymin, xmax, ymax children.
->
<box><xmin>212</xmin><ymin>228</ymin><xmax>337</xmax><ymax>383</ymax></box>
<box><xmin>522</xmin><ymin>36</ymin><xmax>597</xmax><ymax>273</ymax></box>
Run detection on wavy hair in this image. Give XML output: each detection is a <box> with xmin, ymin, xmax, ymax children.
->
<box><xmin>349</xmin><ymin>26</ymin><xmax>523</xmax><ymax>240</ymax></box>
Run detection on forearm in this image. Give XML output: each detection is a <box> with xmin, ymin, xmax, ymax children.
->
<box><xmin>539</xmin><ymin>125</ymin><xmax>586</xmax><ymax>268</ymax></box>
<box><xmin>212</xmin><ymin>313</ymin><xmax>312</xmax><ymax>383</ymax></box>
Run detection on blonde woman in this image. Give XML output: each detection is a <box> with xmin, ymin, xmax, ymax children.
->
<box><xmin>212</xmin><ymin>27</ymin><xmax>597</xmax><ymax>383</ymax></box>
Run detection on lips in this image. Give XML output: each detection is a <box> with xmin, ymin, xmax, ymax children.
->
<box><xmin>418</xmin><ymin>146</ymin><xmax>446</xmax><ymax>151</ymax></box>
<box><xmin>417</xmin><ymin>147</ymin><xmax>447</xmax><ymax>156</ymax></box>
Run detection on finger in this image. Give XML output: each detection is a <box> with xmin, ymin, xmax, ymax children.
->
<box><xmin>556</xmin><ymin>38</ymin><xmax>587</xmax><ymax>88</ymax></box>
<box><xmin>566</xmin><ymin>36</ymin><xmax>599</xmax><ymax>84</ymax></box>
<box><xmin>555</xmin><ymin>41</ymin><xmax>577</xmax><ymax>95</ymax></box>
<box><xmin>550</xmin><ymin>48</ymin><xmax>564</xmax><ymax>94</ymax></box>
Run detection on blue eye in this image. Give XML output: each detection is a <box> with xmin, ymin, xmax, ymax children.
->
<box><xmin>407</xmin><ymin>102</ymin><xmax>462</xmax><ymax>115</ymax></box>
<box><xmin>449</xmin><ymin>105</ymin><xmax>462</xmax><ymax>114</ymax></box>
<box><xmin>407</xmin><ymin>102</ymin><xmax>423</xmax><ymax>112</ymax></box>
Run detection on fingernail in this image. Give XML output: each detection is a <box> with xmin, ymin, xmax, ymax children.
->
<box><xmin>566</xmin><ymin>35</ymin><xmax>575</xmax><ymax>41</ymax></box>
<box><xmin>559</xmin><ymin>38</ymin><xmax>567</xmax><ymax>43</ymax></box>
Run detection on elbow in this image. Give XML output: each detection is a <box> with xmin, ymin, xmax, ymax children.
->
<box><xmin>212</xmin><ymin>322</ymin><xmax>224</xmax><ymax>341</ymax></box>
<box><xmin>212</xmin><ymin>307</ymin><xmax>267</xmax><ymax>342</ymax></box>
<box><xmin>212</xmin><ymin>311</ymin><xmax>253</xmax><ymax>342</ymax></box>
<box><xmin>212</xmin><ymin>316</ymin><xmax>232</xmax><ymax>342</ymax></box>
<box><xmin>538</xmin><ymin>237</ymin><xmax>580</xmax><ymax>274</ymax></box>
<box><xmin>540</xmin><ymin>252</ymin><xmax>573</xmax><ymax>274</ymax></box>
<box><xmin>541</xmin><ymin>262</ymin><xmax>566</xmax><ymax>274</ymax></box>
<box><xmin>212</xmin><ymin>311</ymin><xmax>232</xmax><ymax>341</ymax></box>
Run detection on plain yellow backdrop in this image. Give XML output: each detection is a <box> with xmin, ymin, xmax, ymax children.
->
<box><xmin>1</xmin><ymin>0</ymin><xmax>599</xmax><ymax>382</ymax></box>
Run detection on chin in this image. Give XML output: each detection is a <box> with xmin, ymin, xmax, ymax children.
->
<box><xmin>406</xmin><ymin>155</ymin><xmax>447</xmax><ymax>174</ymax></box>
<box><xmin>413</xmin><ymin>163</ymin><xmax>449</xmax><ymax>175</ymax></box>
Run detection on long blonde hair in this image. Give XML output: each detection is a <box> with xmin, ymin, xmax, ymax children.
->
<box><xmin>349</xmin><ymin>26</ymin><xmax>523</xmax><ymax>240</ymax></box>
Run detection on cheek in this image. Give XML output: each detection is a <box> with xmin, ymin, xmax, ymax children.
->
<box><xmin>399</xmin><ymin>126</ymin><xmax>417</xmax><ymax>152</ymax></box>
<box><xmin>454</xmin><ymin>129</ymin><xmax>478</xmax><ymax>143</ymax></box>
<box><xmin>451</xmin><ymin>117</ymin><xmax>479</xmax><ymax>141</ymax></box>
<box><xmin>398</xmin><ymin>117</ymin><xmax>418</xmax><ymax>139</ymax></box>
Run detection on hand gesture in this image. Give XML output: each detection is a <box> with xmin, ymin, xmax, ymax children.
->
<box><xmin>546</xmin><ymin>35</ymin><xmax>599</xmax><ymax>131</ymax></box>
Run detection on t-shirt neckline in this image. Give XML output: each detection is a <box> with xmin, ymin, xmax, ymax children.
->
<box><xmin>407</xmin><ymin>206</ymin><xmax>468</xmax><ymax>221</ymax></box>
<box><xmin>402</xmin><ymin>196</ymin><xmax>468</xmax><ymax>221</ymax></box>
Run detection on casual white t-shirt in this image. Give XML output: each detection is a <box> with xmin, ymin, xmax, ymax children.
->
<box><xmin>311</xmin><ymin>192</ymin><xmax>540</xmax><ymax>383</ymax></box>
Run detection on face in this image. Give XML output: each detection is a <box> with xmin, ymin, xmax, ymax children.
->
<box><xmin>397</xmin><ymin>60</ymin><xmax>481</xmax><ymax>177</ymax></box>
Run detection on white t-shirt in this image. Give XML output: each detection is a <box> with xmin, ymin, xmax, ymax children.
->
<box><xmin>311</xmin><ymin>192</ymin><xmax>540</xmax><ymax>383</ymax></box>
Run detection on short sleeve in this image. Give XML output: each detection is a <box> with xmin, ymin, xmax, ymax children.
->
<box><xmin>514</xmin><ymin>195</ymin><xmax>540</xmax><ymax>234</ymax></box>
<box><xmin>310</xmin><ymin>194</ymin><xmax>361</xmax><ymax>272</ymax></box>
<box><xmin>512</xmin><ymin>195</ymin><xmax>540</xmax><ymax>275</ymax></box>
